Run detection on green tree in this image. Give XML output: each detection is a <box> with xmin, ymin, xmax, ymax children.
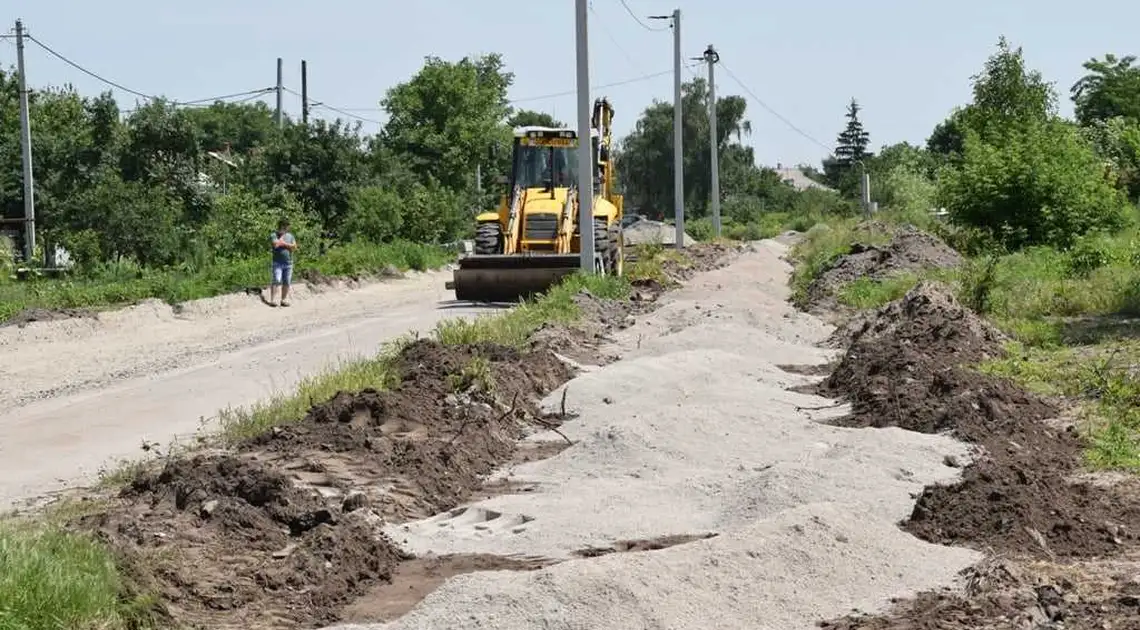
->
<box><xmin>617</xmin><ymin>77</ymin><xmax>752</xmax><ymax>217</ymax></box>
<box><xmin>936</xmin><ymin>38</ymin><xmax>1128</xmax><ymax>248</ymax></box>
<box><xmin>184</xmin><ymin>100</ymin><xmax>278</xmax><ymax>153</ymax></box>
<box><xmin>380</xmin><ymin>54</ymin><xmax>514</xmax><ymax>193</ymax></box>
<box><xmin>1071</xmin><ymin>54</ymin><xmax>1140</xmax><ymax>125</ymax></box>
<box><xmin>342</xmin><ymin>185</ymin><xmax>404</xmax><ymax>243</ymax></box>
<box><xmin>823</xmin><ymin>98</ymin><xmax>873</xmax><ymax>193</ymax></box>
<box><xmin>507</xmin><ymin>109</ymin><xmax>562</xmax><ymax>128</ymax></box>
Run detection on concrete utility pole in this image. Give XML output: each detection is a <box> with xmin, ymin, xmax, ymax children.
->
<box><xmin>704</xmin><ymin>44</ymin><xmax>721</xmax><ymax>238</ymax></box>
<box><xmin>651</xmin><ymin>10</ymin><xmax>683</xmax><ymax>249</ymax></box>
<box><xmin>15</xmin><ymin>19</ymin><xmax>35</xmax><ymax>265</ymax></box>
<box><xmin>301</xmin><ymin>60</ymin><xmax>309</xmax><ymax>124</ymax></box>
<box><xmin>574</xmin><ymin>0</ymin><xmax>596</xmax><ymax>273</ymax></box>
<box><xmin>275</xmin><ymin>57</ymin><xmax>284</xmax><ymax>127</ymax></box>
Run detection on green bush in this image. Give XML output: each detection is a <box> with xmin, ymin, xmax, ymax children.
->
<box><xmin>938</xmin><ymin>120</ymin><xmax>1131</xmax><ymax>249</ymax></box>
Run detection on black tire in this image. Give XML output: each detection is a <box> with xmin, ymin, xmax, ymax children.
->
<box><xmin>592</xmin><ymin>218</ymin><xmax>614</xmax><ymax>274</ymax></box>
<box><xmin>607</xmin><ymin>223</ymin><xmax>623</xmax><ymax>276</ymax></box>
<box><xmin>474</xmin><ymin>221</ymin><xmax>503</xmax><ymax>255</ymax></box>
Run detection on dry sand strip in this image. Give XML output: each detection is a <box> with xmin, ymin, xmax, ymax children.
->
<box><xmin>0</xmin><ymin>269</ymin><xmax>498</xmax><ymax>510</ymax></box>
<box><xmin>329</xmin><ymin>239</ymin><xmax>982</xmax><ymax>630</ymax></box>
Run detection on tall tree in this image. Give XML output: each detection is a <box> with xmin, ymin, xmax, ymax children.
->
<box><xmin>833</xmin><ymin>98</ymin><xmax>871</xmax><ymax>167</ymax></box>
<box><xmin>616</xmin><ymin>77</ymin><xmax>753</xmax><ymax>218</ymax></box>
<box><xmin>380</xmin><ymin>54</ymin><xmax>514</xmax><ymax>192</ymax></box>
<box><xmin>1071</xmin><ymin>54</ymin><xmax>1140</xmax><ymax>125</ymax></box>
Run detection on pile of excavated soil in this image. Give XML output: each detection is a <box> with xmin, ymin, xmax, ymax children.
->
<box><xmin>805</xmin><ymin>225</ymin><xmax>963</xmax><ymax>312</ymax></box>
<box><xmin>818</xmin><ymin>280</ymin><xmax>1140</xmax><ymax>629</ymax></box>
<box><xmin>70</xmin><ymin>339</ymin><xmax>574</xmax><ymax>629</ymax></box>
<box><xmin>80</xmin><ymin>454</ymin><xmax>405</xmax><ymax>629</ymax></box>
<box><xmin>243</xmin><ymin>340</ymin><xmax>572</xmax><ymax>522</ymax></box>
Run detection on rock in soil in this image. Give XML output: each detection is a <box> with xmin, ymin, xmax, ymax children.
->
<box><xmin>819</xmin><ymin>281</ymin><xmax>1140</xmax><ymax>559</ymax></box>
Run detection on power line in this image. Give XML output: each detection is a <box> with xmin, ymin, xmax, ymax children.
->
<box><xmin>719</xmin><ymin>61</ymin><xmax>831</xmax><ymax>152</ymax></box>
<box><xmin>510</xmin><ymin>65</ymin><xmax>696</xmax><ymax>104</ymax></box>
<box><xmin>589</xmin><ymin>1</ymin><xmax>648</xmax><ymax>75</ymax></box>
<box><xmin>28</xmin><ymin>34</ymin><xmax>158</xmax><ymax>101</ymax></box>
<box><xmin>283</xmin><ymin>86</ymin><xmax>384</xmax><ymax>125</ymax></box>
<box><xmin>27</xmin><ymin>33</ymin><xmax>272</xmax><ymax>108</ymax></box>
<box><xmin>616</xmin><ymin>0</ymin><xmax>670</xmax><ymax>32</ymax></box>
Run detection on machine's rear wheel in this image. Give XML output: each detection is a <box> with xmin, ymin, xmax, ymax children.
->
<box><xmin>608</xmin><ymin>223</ymin><xmax>624</xmax><ymax>276</ymax></box>
<box><xmin>592</xmin><ymin>218</ymin><xmax>614</xmax><ymax>275</ymax></box>
<box><xmin>474</xmin><ymin>221</ymin><xmax>503</xmax><ymax>255</ymax></box>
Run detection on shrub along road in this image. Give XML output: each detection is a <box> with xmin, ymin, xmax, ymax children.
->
<box><xmin>0</xmin><ymin>268</ymin><xmax>499</xmax><ymax>510</ymax></box>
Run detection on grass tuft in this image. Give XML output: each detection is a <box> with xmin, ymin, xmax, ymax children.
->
<box><xmin>0</xmin><ymin>523</ymin><xmax>154</xmax><ymax>630</ymax></box>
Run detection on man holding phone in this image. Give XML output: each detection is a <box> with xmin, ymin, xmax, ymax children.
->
<box><xmin>268</xmin><ymin>218</ymin><xmax>297</xmax><ymax>307</ymax></box>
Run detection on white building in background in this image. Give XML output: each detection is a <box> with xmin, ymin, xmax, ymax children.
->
<box><xmin>772</xmin><ymin>163</ymin><xmax>836</xmax><ymax>193</ymax></box>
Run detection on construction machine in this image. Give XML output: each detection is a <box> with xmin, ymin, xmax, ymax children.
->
<box><xmin>446</xmin><ymin>98</ymin><xmax>624</xmax><ymax>302</ymax></box>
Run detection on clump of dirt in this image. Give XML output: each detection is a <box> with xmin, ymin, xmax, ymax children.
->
<box><xmin>246</xmin><ymin>339</ymin><xmax>572</xmax><ymax>522</ymax></box>
<box><xmin>78</xmin><ymin>454</ymin><xmax>406</xmax><ymax>628</ymax></box>
<box><xmin>3</xmin><ymin>306</ymin><xmax>96</xmax><ymax>327</ymax></box>
<box><xmin>805</xmin><ymin>225</ymin><xmax>963</xmax><ymax>312</ymax></box>
<box><xmin>820</xmin><ymin>281</ymin><xmax>1140</xmax><ymax>558</ymax></box>
<box><xmin>819</xmin><ymin>556</ymin><xmax>1140</xmax><ymax>629</ymax></box>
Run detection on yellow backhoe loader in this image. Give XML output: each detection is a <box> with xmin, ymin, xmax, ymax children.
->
<box><xmin>446</xmin><ymin>98</ymin><xmax>624</xmax><ymax>302</ymax></box>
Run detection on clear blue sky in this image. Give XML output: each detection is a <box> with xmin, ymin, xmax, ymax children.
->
<box><xmin>4</xmin><ymin>0</ymin><xmax>1139</xmax><ymax>169</ymax></box>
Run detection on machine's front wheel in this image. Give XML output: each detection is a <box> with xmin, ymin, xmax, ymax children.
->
<box><xmin>474</xmin><ymin>221</ymin><xmax>503</xmax><ymax>255</ymax></box>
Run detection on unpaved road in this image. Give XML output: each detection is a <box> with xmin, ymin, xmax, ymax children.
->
<box><xmin>329</xmin><ymin>239</ymin><xmax>982</xmax><ymax>630</ymax></box>
<box><xmin>0</xmin><ymin>269</ymin><xmax>497</xmax><ymax>509</ymax></box>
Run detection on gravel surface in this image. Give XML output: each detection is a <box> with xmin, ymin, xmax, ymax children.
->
<box><xmin>0</xmin><ymin>270</ymin><xmax>497</xmax><ymax>509</ymax></box>
<box><xmin>332</xmin><ymin>240</ymin><xmax>981</xmax><ymax>630</ymax></box>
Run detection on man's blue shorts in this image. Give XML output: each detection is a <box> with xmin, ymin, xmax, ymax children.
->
<box><xmin>271</xmin><ymin>261</ymin><xmax>293</xmax><ymax>286</ymax></box>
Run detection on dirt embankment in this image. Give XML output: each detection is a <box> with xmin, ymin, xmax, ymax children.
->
<box><xmin>804</xmin><ymin>224</ymin><xmax>963</xmax><ymax>315</ymax></box>
<box><xmin>52</xmin><ymin>243</ymin><xmax>740</xmax><ymax>630</ymax></box>
<box><xmin>810</xmin><ymin>246</ymin><xmax>1140</xmax><ymax>628</ymax></box>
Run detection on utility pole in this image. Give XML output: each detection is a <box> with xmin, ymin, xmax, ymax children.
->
<box><xmin>301</xmin><ymin>60</ymin><xmax>309</xmax><ymax>124</ymax></box>
<box><xmin>574</xmin><ymin>0</ymin><xmax>595</xmax><ymax>273</ymax></box>
<box><xmin>15</xmin><ymin>19</ymin><xmax>35</xmax><ymax>265</ymax></box>
<box><xmin>703</xmin><ymin>44</ymin><xmax>721</xmax><ymax>238</ymax></box>
<box><xmin>652</xmin><ymin>10</ymin><xmax>683</xmax><ymax>249</ymax></box>
<box><xmin>275</xmin><ymin>57</ymin><xmax>283</xmax><ymax>127</ymax></box>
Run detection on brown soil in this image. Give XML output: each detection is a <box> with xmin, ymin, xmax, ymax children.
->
<box><xmin>820</xmin><ymin>281</ymin><xmax>1140</xmax><ymax>558</ymax></box>
<box><xmin>70</xmin><ymin>339</ymin><xmax>574</xmax><ymax>629</ymax></box>
<box><xmin>816</xmin><ymin>270</ymin><xmax>1140</xmax><ymax>628</ymax></box>
<box><xmin>804</xmin><ymin>225</ymin><xmax>963</xmax><ymax>313</ymax></box>
<box><xmin>819</xmin><ymin>555</ymin><xmax>1140</xmax><ymax>629</ymax></box>
<box><xmin>341</xmin><ymin>553</ymin><xmax>556</xmax><ymax>623</ymax></box>
<box><xmin>3</xmin><ymin>306</ymin><xmax>96</xmax><ymax>327</ymax></box>
<box><xmin>573</xmin><ymin>532</ymin><xmax>719</xmax><ymax>558</ymax></box>
<box><xmin>299</xmin><ymin>264</ymin><xmax>402</xmax><ymax>287</ymax></box>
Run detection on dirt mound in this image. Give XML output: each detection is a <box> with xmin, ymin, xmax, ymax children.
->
<box><xmin>819</xmin><ymin>556</ymin><xmax>1140</xmax><ymax>629</ymax></box>
<box><xmin>69</xmin><ymin>339</ymin><xmax>575</xmax><ymax>628</ymax></box>
<box><xmin>805</xmin><ymin>225</ymin><xmax>963</xmax><ymax>311</ymax></box>
<box><xmin>820</xmin><ymin>282</ymin><xmax>1140</xmax><ymax>559</ymax></box>
<box><xmin>246</xmin><ymin>339</ymin><xmax>572</xmax><ymax>522</ymax></box>
<box><xmin>80</xmin><ymin>454</ymin><xmax>405</xmax><ymax>628</ymax></box>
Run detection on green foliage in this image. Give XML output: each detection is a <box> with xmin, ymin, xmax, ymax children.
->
<box><xmin>936</xmin><ymin>120</ymin><xmax>1129</xmax><ymax>248</ymax></box>
<box><xmin>1071</xmin><ymin>54</ymin><xmax>1140</xmax><ymax>126</ymax></box>
<box><xmin>343</xmin><ymin>185</ymin><xmax>404</xmax><ymax>243</ymax></box>
<box><xmin>0</xmin><ymin>523</ymin><xmax>154</xmax><ymax>630</ymax></box>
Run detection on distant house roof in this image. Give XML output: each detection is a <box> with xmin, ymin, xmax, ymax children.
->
<box><xmin>772</xmin><ymin>164</ymin><xmax>835</xmax><ymax>193</ymax></box>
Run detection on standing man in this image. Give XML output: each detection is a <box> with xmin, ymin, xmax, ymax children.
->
<box><xmin>268</xmin><ymin>218</ymin><xmax>297</xmax><ymax>307</ymax></box>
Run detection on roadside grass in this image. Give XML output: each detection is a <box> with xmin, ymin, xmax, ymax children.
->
<box><xmin>0</xmin><ymin>521</ymin><xmax>156</xmax><ymax>630</ymax></box>
<box><xmin>218</xmin><ymin>271</ymin><xmax>630</xmax><ymax>443</ymax></box>
<box><xmin>0</xmin><ymin>240</ymin><xmax>451</xmax><ymax>323</ymax></box>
